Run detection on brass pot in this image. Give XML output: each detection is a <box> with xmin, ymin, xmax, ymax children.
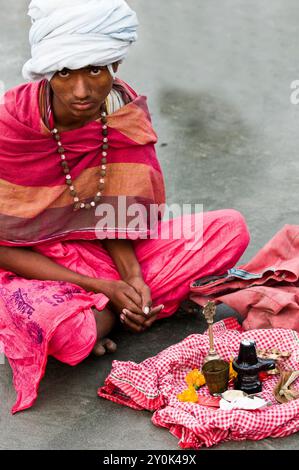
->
<box><xmin>202</xmin><ymin>359</ymin><xmax>229</xmax><ymax>395</ymax></box>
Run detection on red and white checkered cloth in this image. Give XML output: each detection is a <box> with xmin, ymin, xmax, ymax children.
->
<box><xmin>98</xmin><ymin>318</ymin><xmax>299</xmax><ymax>449</ymax></box>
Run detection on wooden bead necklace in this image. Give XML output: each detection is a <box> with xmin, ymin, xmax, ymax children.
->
<box><xmin>50</xmin><ymin>110</ymin><xmax>108</xmax><ymax>211</ymax></box>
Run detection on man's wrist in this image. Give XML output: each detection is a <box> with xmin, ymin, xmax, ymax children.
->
<box><xmin>102</xmin><ymin>239</ymin><xmax>143</xmax><ymax>282</ymax></box>
<box><xmin>122</xmin><ymin>269</ymin><xmax>143</xmax><ymax>282</ymax></box>
<box><xmin>77</xmin><ymin>275</ymin><xmax>108</xmax><ymax>294</ymax></box>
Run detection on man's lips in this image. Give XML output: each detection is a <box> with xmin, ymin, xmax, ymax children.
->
<box><xmin>71</xmin><ymin>101</ymin><xmax>95</xmax><ymax>110</ymax></box>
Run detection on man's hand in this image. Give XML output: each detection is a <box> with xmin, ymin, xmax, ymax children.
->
<box><xmin>100</xmin><ymin>239</ymin><xmax>164</xmax><ymax>332</ymax></box>
<box><xmin>121</xmin><ymin>275</ymin><xmax>164</xmax><ymax>333</ymax></box>
<box><xmin>97</xmin><ymin>278</ymin><xmax>144</xmax><ymax>316</ymax></box>
<box><xmin>121</xmin><ymin>304</ymin><xmax>164</xmax><ymax>333</ymax></box>
<box><xmin>93</xmin><ymin>277</ymin><xmax>164</xmax><ymax>333</ymax></box>
<box><xmin>124</xmin><ymin>275</ymin><xmax>152</xmax><ymax>314</ymax></box>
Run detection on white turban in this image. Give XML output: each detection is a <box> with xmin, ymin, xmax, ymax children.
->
<box><xmin>22</xmin><ymin>0</ymin><xmax>138</xmax><ymax>81</ymax></box>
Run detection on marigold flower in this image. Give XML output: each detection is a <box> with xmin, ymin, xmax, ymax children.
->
<box><xmin>185</xmin><ymin>369</ymin><xmax>206</xmax><ymax>389</ymax></box>
<box><xmin>177</xmin><ymin>385</ymin><xmax>198</xmax><ymax>403</ymax></box>
<box><xmin>229</xmin><ymin>359</ymin><xmax>238</xmax><ymax>380</ymax></box>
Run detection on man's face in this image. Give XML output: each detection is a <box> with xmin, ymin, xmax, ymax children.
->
<box><xmin>50</xmin><ymin>65</ymin><xmax>116</xmax><ymax>118</ymax></box>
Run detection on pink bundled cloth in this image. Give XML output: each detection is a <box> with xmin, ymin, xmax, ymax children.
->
<box><xmin>189</xmin><ymin>224</ymin><xmax>299</xmax><ymax>332</ymax></box>
<box><xmin>98</xmin><ymin>318</ymin><xmax>299</xmax><ymax>449</ymax></box>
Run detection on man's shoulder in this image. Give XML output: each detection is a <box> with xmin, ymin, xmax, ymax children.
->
<box><xmin>114</xmin><ymin>79</ymin><xmax>139</xmax><ymax>100</ymax></box>
<box><xmin>5</xmin><ymin>80</ymin><xmax>40</xmax><ymax>102</ymax></box>
<box><xmin>2</xmin><ymin>81</ymin><xmax>41</xmax><ymax>125</ymax></box>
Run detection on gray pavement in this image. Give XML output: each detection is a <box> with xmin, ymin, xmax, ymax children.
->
<box><xmin>0</xmin><ymin>0</ymin><xmax>299</xmax><ymax>450</ymax></box>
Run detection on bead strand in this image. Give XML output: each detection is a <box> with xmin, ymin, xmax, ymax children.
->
<box><xmin>51</xmin><ymin>110</ymin><xmax>108</xmax><ymax>211</ymax></box>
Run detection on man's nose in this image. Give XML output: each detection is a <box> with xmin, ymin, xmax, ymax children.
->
<box><xmin>72</xmin><ymin>77</ymin><xmax>91</xmax><ymax>101</ymax></box>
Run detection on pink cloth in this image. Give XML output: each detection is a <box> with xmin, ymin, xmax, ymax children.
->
<box><xmin>0</xmin><ymin>209</ymin><xmax>249</xmax><ymax>413</ymax></box>
<box><xmin>98</xmin><ymin>318</ymin><xmax>299</xmax><ymax>449</ymax></box>
<box><xmin>189</xmin><ymin>224</ymin><xmax>299</xmax><ymax>332</ymax></box>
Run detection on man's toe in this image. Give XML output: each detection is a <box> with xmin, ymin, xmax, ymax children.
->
<box><xmin>101</xmin><ymin>338</ymin><xmax>117</xmax><ymax>353</ymax></box>
<box><xmin>92</xmin><ymin>342</ymin><xmax>106</xmax><ymax>357</ymax></box>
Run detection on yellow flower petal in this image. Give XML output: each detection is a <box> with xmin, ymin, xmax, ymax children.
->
<box><xmin>229</xmin><ymin>359</ymin><xmax>238</xmax><ymax>380</ymax></box>
<box><xmin>194</xmin><ymin>374</ymin><xmax>206</xmax><ymax>389</ymax></box>
<box><xmin>177</xmin><ymin>386</ymin><xmax>198</xmax><ymax>403</ymax></box>
<box><xmin>185</xmin><ymin>369</ymin><xmax>199</xmax><ymax>386</ymax></box>
<box><xmin>185</xmin><ymin>369</ymin><xmax>206</xmax><ymax>388</ymax></box>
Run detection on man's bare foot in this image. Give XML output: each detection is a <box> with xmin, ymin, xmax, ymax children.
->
<box><xmin>93</xmin><ymin>337</ymin><xmax>117</xmax><ymax>357</ymax></box>
<box><xmin>92</xmin><ymin>306</ymin><xmax>117</xmax><ymax>357</ymax></box>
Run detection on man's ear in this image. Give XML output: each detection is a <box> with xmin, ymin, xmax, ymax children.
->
<box><xmin>113</xmin><ymin>61</ymin><xmax>120</xmax><ymax>73</ymax></box>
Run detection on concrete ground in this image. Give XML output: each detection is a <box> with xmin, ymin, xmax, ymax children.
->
<box><xmin>0</xmin><ymin>0</ymin><xmax>299</xmax><ymax>450</ymax></box>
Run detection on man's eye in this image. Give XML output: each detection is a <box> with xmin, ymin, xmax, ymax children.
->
<box><xmin>90</xmin><ymin>67</ymin><xmax>102</xmax><ymax>76</ymax></box>
<box><xmin>58</xmin><ymin>69</ymin><xmax>70</xmax><ymax>78</ymax></box>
